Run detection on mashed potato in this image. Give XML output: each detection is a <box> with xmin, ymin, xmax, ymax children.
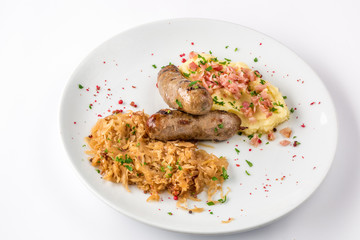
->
<box><xmin>179</xmin><ymin>52</ymin><xmax>289</xmax><ymax>135</ymax></box>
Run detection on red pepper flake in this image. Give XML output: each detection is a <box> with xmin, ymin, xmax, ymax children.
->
<box><xmin>313</xmin><ymin>167</ymin><xmax>317</xmax><ymax>170</ymax></box>
<box><xmin>97</xmin><ymin>114</ymin><xmax>102</xmax><ymax>117</ymax></box>
<box><xmin>310</xmin><ymin>102</ymin><xmax>316</xmax><ymax>105</ymax></box>
<box><xmin>236</xmin><ymin>164</ymin><xmax>240</xmax><ymax>167</ymax></box>
<box><xmin>96</xmin><ymin>85</ymin><xmax>100</xmax><ymax>90</ymax></box>
<box><xmin>86</xmin><ymin>88</ymin><xmax>89</xmax><ymax>92</ymax></box>
<box><xmin>132</xmin><ymin>86</ymin><xmax>136</xmax><ymax>88</ymax></box>
<box><xmin>301</xmin><ymin>123</ymin><xmax>306</xmax><ymax>128</ymax></box>
<box><xmin>181</xmin><ymin>58</ymin><xmax>186</xmax><ymax>63</ymax></box>
<box><xmin>130</xmin><ymin>101</ymin><xmax>137</xmax><ymax>108</ymax></box>
<box><xmin>259</xmin><ymin>43</ymin><xmax>262</xmax><ymax>45</ymax></box>
<box><xmin>107</xmin><ymin>88</ymin><xmax>111</xmax><ymax>91</ymax></box>
<box><xmin>112</xmin><ymin>109</ymin><xmax>123</xmax><ymax>114</ymax></box>
<box><xmin>173</xmin><ymin>196</ymin><xmax>178</xmax><ymax>200</ymax></box>
<box><xmin>156</xmin><ymin>83</ymin><xmax>158</xmax><ymax>88</ymax></box>
<box><xmin>258</xmin><ymin>139</ymin><xmax>262</xmax><ymax>144</ymax></box>
<box><xmin>151</xmin><ymin>53</ymin><xmax>154</xmax><ymax>56</ymax></box>
<box><xmin>74</xmin><ymin>122</ymin><xmax>76</xmax><ymax>124</ymax></box>
<box><xmin>292</xmin><ymin>155</ymin><xmax>297</xmax><ymax>158</ymax></box>
<box><xmin>249</xmin><ymin>149</ymin><xmax>252</xmax><ymax>151</ymax></box>
<box><xmin>191</xmin><ymin>42</ymin><xmax>194</xmax><ymax>45</ymax></box>
<box><xmin>318</xmin><ymin>102</ymin><xmax>321</xmax><ymax>104</ymax></box>
<box><xmin>281</xmin><ymin>176</ymin><xmax>286</xmax><ymax>180</ymax></box>
<box><xmin>103</xmin><ymin>61</ymin><xmax>106</xmax><ymax>64</ymax></box>
<box><xmin>118</xmin><ymin>100</ymin><xmax>123</xmax><ymax>104</ymax></box>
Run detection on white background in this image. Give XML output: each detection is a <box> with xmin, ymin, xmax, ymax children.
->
<box><xmin>1</xmin><ymin>0</ymin><xmax>359</xmax><ymax>239</ymax></box>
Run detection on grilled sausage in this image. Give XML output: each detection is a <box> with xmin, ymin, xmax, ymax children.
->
<box><xmin>157</xmin><ymin>65</ymin><xmax>212</xmax><ymax>115</ymax></box>
<box><xmin>146</xmin><ymin>109</ymin><xmax>242</xmax><ymax>141</ymax></box>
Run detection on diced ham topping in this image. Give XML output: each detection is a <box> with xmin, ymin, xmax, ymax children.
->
<box><xmin>189</xmin><ymin>62</ymin><xmax>198</xmax><ymax>71</ymax></box>
<box><xmin>280</xmin><ymin>140</ymin><xmax>291</xmax><ymax>146</ymax></box>
<box><xmin>279</xmin><ymin>127</ymin><xmax>292</xmax><ymax>138</ymax></box>
<box><xmin>189</xmin><ymin>51</ymin><xmax>197</xmax><ymax>59</ymax></box>
<box><xmin>250</xmin><ymin>135</ymin><xmax>261</xmax><ymax>147</ymax></box>
<box><xmin>267</xmin><ymin>131</ymin><xmax>276</xmax><ymax>141</ymax></box>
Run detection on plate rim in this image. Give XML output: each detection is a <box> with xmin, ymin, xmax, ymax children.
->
<box><xmin>59</xmin><ymin>17</ymin><xmax>338</xmax><ymax>235</ymax></box>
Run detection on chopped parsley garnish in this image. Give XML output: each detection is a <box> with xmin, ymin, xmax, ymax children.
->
<box><xmin>254</xmin><ymin>71</ymin><xmax>261</xmax><ymax>78</ymax></box>
<box><xmin>178</xmin><ymin>165</ymin><xmax>183</xmax><ymax>170</ymax></box>
<box><xmin>249</xmin><ymin>102</ymin><xmax>254</xmax><ymax>108</ymax></box>
<box><xmin>104</xmin><ymin>149</ymin><xmax>108</xmax><ymax>153</ymax></box>
<box><xmin>125</xmin><ymin>123</ymin><xmax>130</xmax><ymax>128</ymax></box>
<box><xmin>166</xmin><ymin>173</ymin><xmax>172</xmax><ymax>178</ymax></box>
<box><xmin>254</xmin><ymin>57</ymin><xmax>258</xmax><ymax>62</ymax></box>
<box><xmin>293</xmin><ymin>136</ymin><xmax>297</xmax><ymax>139</ymax></box>
<box><xmin>235</xmin><ymin>148</ymin><xmax>240</xmax><ymax>154</ymax></box>
<box><xmin>210</xmin><ymin>212</ymin><xmax>213</xmax><ymax>215</ymax></box>
<box><xmin>218</xmin><ymin>195</ymin><xmax>227</xmax><ymax>203</ymax></box>
<box><xmin>283</xmin><ymin>96</ymin><xmax>287</xmax><ymax>99</ymax></box>
<box><xmin>224</xmin><ymin>58</ymin><xmax>231</xmax><ymax>62</ymax></box>
<box><xmin>188</xmin><ymin>80</ymin><xmax>200</xmax><ymax>87</ymax></box>
<box><xmin>260</xmin><ymin>79</ymin><xmax>266</xmax><ymax>85</ymax></box>
<box><xmin>78</xmin><ymin>84</ymin><xmax>84</xmax><ymax>89</ymax></box>
<box><xmin>294</xmin><ymin>141</ymin><xmax>301</xmax><ymax>146</ymax></box>
<box><xmin>248</xmin><ymin>134</ymin><xmax>254</xmax><ymax>140</ymax></box>
<box><xmin>266</xmin><ymin>142</ymin><xmax>269</xmax><ymax>144</ymax></box>
<box><xmin>136</xmin><ymin>143</ymin><xmax>140</xmax><ymax>147</ymax></box>
<box><xmin>225</xmin><ymin>45</ymin><xmax>229</xmax><ymax>49</ymax></box>
<box><xmin>245</xmin><ymin>160</ymin><xmax>253</xmax><ymax>167</ymax></box>
<box><xmin>290</xmin><ymin>108</ymin><xmax>295</xmax><ymax>113</ymax></box>
<box><xmin>213</xmin><ymin>96</ymin><xmax>225</xmax><ymax>106</ymax></box>
<box><xmin>175</xmin><ymin>99</ymin><xmax>183</xmax><ymax>108</ymax></box>
<box><xmin>245</xmin><ymin>170</ymin><xmax>251</xmax><ymax>176</ymax></box>
<box><xmin>209</xmin><ymin>50</ymin><xmax>212</xmax><ymax>54</ymax></box>
<box><xmin>82</xmin><ymin>144</ymin><xmax>86</xmax><ymax>147</ymax></box>
<box><xmin>167</xmin><ymin>212</ymin><xmax>173</xmax><ymax>215</ymax></box>
<box><xmin>115</xmin><ymin>154</ymin><xmax>133</xmax><ymax>165</ymax></box>
<box><xmin>197</xmin><ymin>54</ymin><xmax>207</xmax><ymax>65</ymax></box>
<box><xmin>273</xmin><ymin>102</ymin><xmax>284</xmax><ymax>107</ymax></box>
<box><xmin>218</xmin><ymin>123</ymin><xmax>224</xmax><ymax>129</ymax></box>
<box><xmin>214</xmin><ymin>127</ymin><xmax>218</xmax><ymax>133</ymax></box>
<box><xmin>270</xmin><ymin>107</ymin><xmax>278</xmax><ymax>112</ymax></box>
<box><xmin>258</xmin><ymin>133</ymin><xmax>262</xmax><ymax>138</ymax></box>
<box><xmin>220</xmin><ymin>167</ymin><xmax>229</xmax><ymax>180</ymax></box>
<box><xmin>234</xmin><ymin>48</ymin><xmax>238</xmax><ymax>52</ymax></box>
<box><xmin>96</xmin><ymin>169</ymin><xmax>100</xmax><ymax>173</ymax></box>
<box><xmin>205</xmin><ymin>66</ymin><xmax>213</xmax><ymax>71</ymax></box>
<box><xmin>89</xmin><ymin>104</ymin><xmax>92</xmax><ymax>109</ymax></box>
<box><xmin>237</xmin><ymin>131</ymin><xmax>242</xmax><ymax>136</ymax></box>
<box><xmin>212</xmin><ymin>177</ymin><xmax>218</xmax><ymax>181</ymax></box>
<box><xmin>250</xmin><ymin>91</ymin><xmax>257</xmax><ymax>96</ymax></box>
<box><xmin>160</xmin><ymin>166</ymin><xmax>165</xmax><ymax>172</ymax></box>
<box><xmin>219</xmin><ymin>61</ymin><xmax>227</xmax><ymax>65</ymax></box>
<box><xmin>207</xmin><ymin>201</ymin><xmax>215</xmax><ymax>206</ymax></box>
<box><xmin>152</xmin><ymin>64</ymin><xmax>157</xmax><ymax>69</ymax></box>
<box><xmin>167</xmin><ymin>165</ymin><xmax>173</xmax><ymax>171</ymax></box>
<box><xmin>125</xmin><ymin>165</ymin><xmax>133</xmax><ymax>171</ymax></box>
<box><xmin>182</xmin><ymin>72</ymin><xmax>190</xmax><ymax>78</ymax></box>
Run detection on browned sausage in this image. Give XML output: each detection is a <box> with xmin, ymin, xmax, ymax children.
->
<box><xmin>157</xmin><ymin>65</ymin><xmax>212</xmax><ymax>115</ymax></box>
<box><xmin>146</xmin><ymin>109</ymin><xmax>242</xmax><ymax>141</ymax></box>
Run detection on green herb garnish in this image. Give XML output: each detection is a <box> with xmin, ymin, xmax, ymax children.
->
<box><xmin>152</xmin><ymin>64</ymin><xmax>157</xmax><ymax>69</ymax></box>
<box><xmin>283</xmin><ymin>96</ymin><xmax>287</xmax><ymax>99</ymax></box>
<box><xmin>212</xmin><ymin>177</ymin><xmax>218</xmax><ymax>181</ymax></box>
<box><xmin>218</xmin><ymin>195</ymin><xmax>227</xmax><ymax>203</ymax></box>
<box><xmin>213</xmin><ymin>96</ymin><xmax>225</xmax><ymax>106</ymax></box>
<box><xmin>254</xmin><ymin>57</ymin><xmax>258</xmax><ymax>62</ymax></box>
<box><xmin>207</xmin><ymin>201</ymin><xmax>215</xmax><ymax>206</ymax></box>
<box><xmin>188</xmin><ymin>80</ymin><xmax>200</xmax><ymax>87</ymax></box>
<box><xmin>78</xmin><ymin>84</ymin><xmax>84</xmax><ymax>89</ymax></box>
<box><xmin>248</xmin><ymin>134</ymin><xmax>254</xmax><ymax>140</ymax></box>
<box><xmin>270</xmin><ymin>107</ymin><xmax>277</xmax><ymax>112</ymax></box>
<box><xmin>205</xmin><ymin>66</ymin><xmax>213</xmax><ymax>71</ymax></box>
<box><xmin>235</xmin><ymin>148</ymin><xmax>240</xmax><ymax>154</ymax></box>
<box><xmin>234</xmin><ymin>48</ymin><xmax>238</xmax><ymax>52</ymax></box>
<box><xmin>290</xmin><ymin>108</ymin><xmax>295</xmax><ymax>113</ymax></box>
<box><xmin>225</xmin><ymin>45</ymin><xmax>229</xmax><ymax>49</ymax></box>
<box><xmin>245</xmin><ymin>170</ymin><xmax>251</xmax><ymax>176</ymax></box>
<box><xmin>245</xmin><ymin>160</ymin><xmax>253</xmax><ymax>167</ymax></box>
<box><xmin>218</xmin><ymin>123</ymin><xmax>224</xmax><ymax>129</ymax></box>
<box><xmin>175</xmin><ymin>99</ymin><xmax>183</xmax><ymax>108</ymax></box>
<box><xmin>221</xmin><ymin>167</ymin><xmax>229</xmax><ymax>180</ymax></box>
<box><xmin>260</xmin><ymin>79</ymin><xmax>266</xmax><ymax>85</ymax></box>
<box><xmin>182</xmin><ymin>72</ymin><xmax>190</xmax><ymax>78</ymax></box>
<box><xmin>125</xmin><ymin>165</ymin><xmax>133</xmax><ymax>171</ymax></box>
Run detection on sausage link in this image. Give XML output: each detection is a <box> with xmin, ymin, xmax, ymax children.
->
<box><xmin>146</xmin><ymin>109</ymin><xmax>242</xmax><ymax>141</ymax></box>
<box><xmin>157</xmin><ymin>65</ymin><xmax>212</xmax><ymax>115</ymax></box>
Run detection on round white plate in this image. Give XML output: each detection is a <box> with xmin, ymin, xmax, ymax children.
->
<box><xmin>59</xmin><ymin>18</ymin><xmax>337</xmax><ymax>234</ymax></box>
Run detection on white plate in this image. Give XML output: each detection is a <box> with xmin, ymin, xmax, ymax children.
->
<box><xmin>59</xmin><ymin>18</ymin><xmax>337</xmax><ymax>234</ymax></box>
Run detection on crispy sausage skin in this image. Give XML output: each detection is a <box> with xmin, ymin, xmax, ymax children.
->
<box><xmin>157</xmin><ymin>65</ymin><xmax>212</xmax><ymax>115</ymax></box>
<box><xmin>146</xmin><ymin>109</ymin><xmax>242</xmax><ymax>141</ymax></box>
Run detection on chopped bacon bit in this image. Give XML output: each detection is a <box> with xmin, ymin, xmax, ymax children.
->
<box><xmin>280</xmin><ymin>140</ymin><xmax>291</xmax><ymax>146</ymax></box>
<box><xmin>189</xmin><ymin>51</ymin><xmax>197</xmax><ymax>59</ymax></box>
<box><xmin>118</xmin><ymin>100</ymin><xmax>123</xmax><ymax>104</ymax></box>
<box><xmin>279</xmin><ymin>127</ymin><xmax>292</xmax><ymax>138</ymax></box>
<box><xmin>301</xmin><ymin>123</ymin><xmax>306</xmax><ymax>128</ymax></box>
<box><xmin>267</xmin><ymin>131</ymin><xmax>276</xmax><ymax>141</ymax></box>
<box><xmin>96</xmin><ymin>85</ymin><xmax>100</xmax><ymax>90</ymax></box>
<box><xmin>130</xmin><ymin>101</ymin><xmax>137</xmax><ymax>108</ymax></box>
<box><xmin>189</xmin><ymin>62</ymin><xmax>198</xmax><ymax>71</ymax></box>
